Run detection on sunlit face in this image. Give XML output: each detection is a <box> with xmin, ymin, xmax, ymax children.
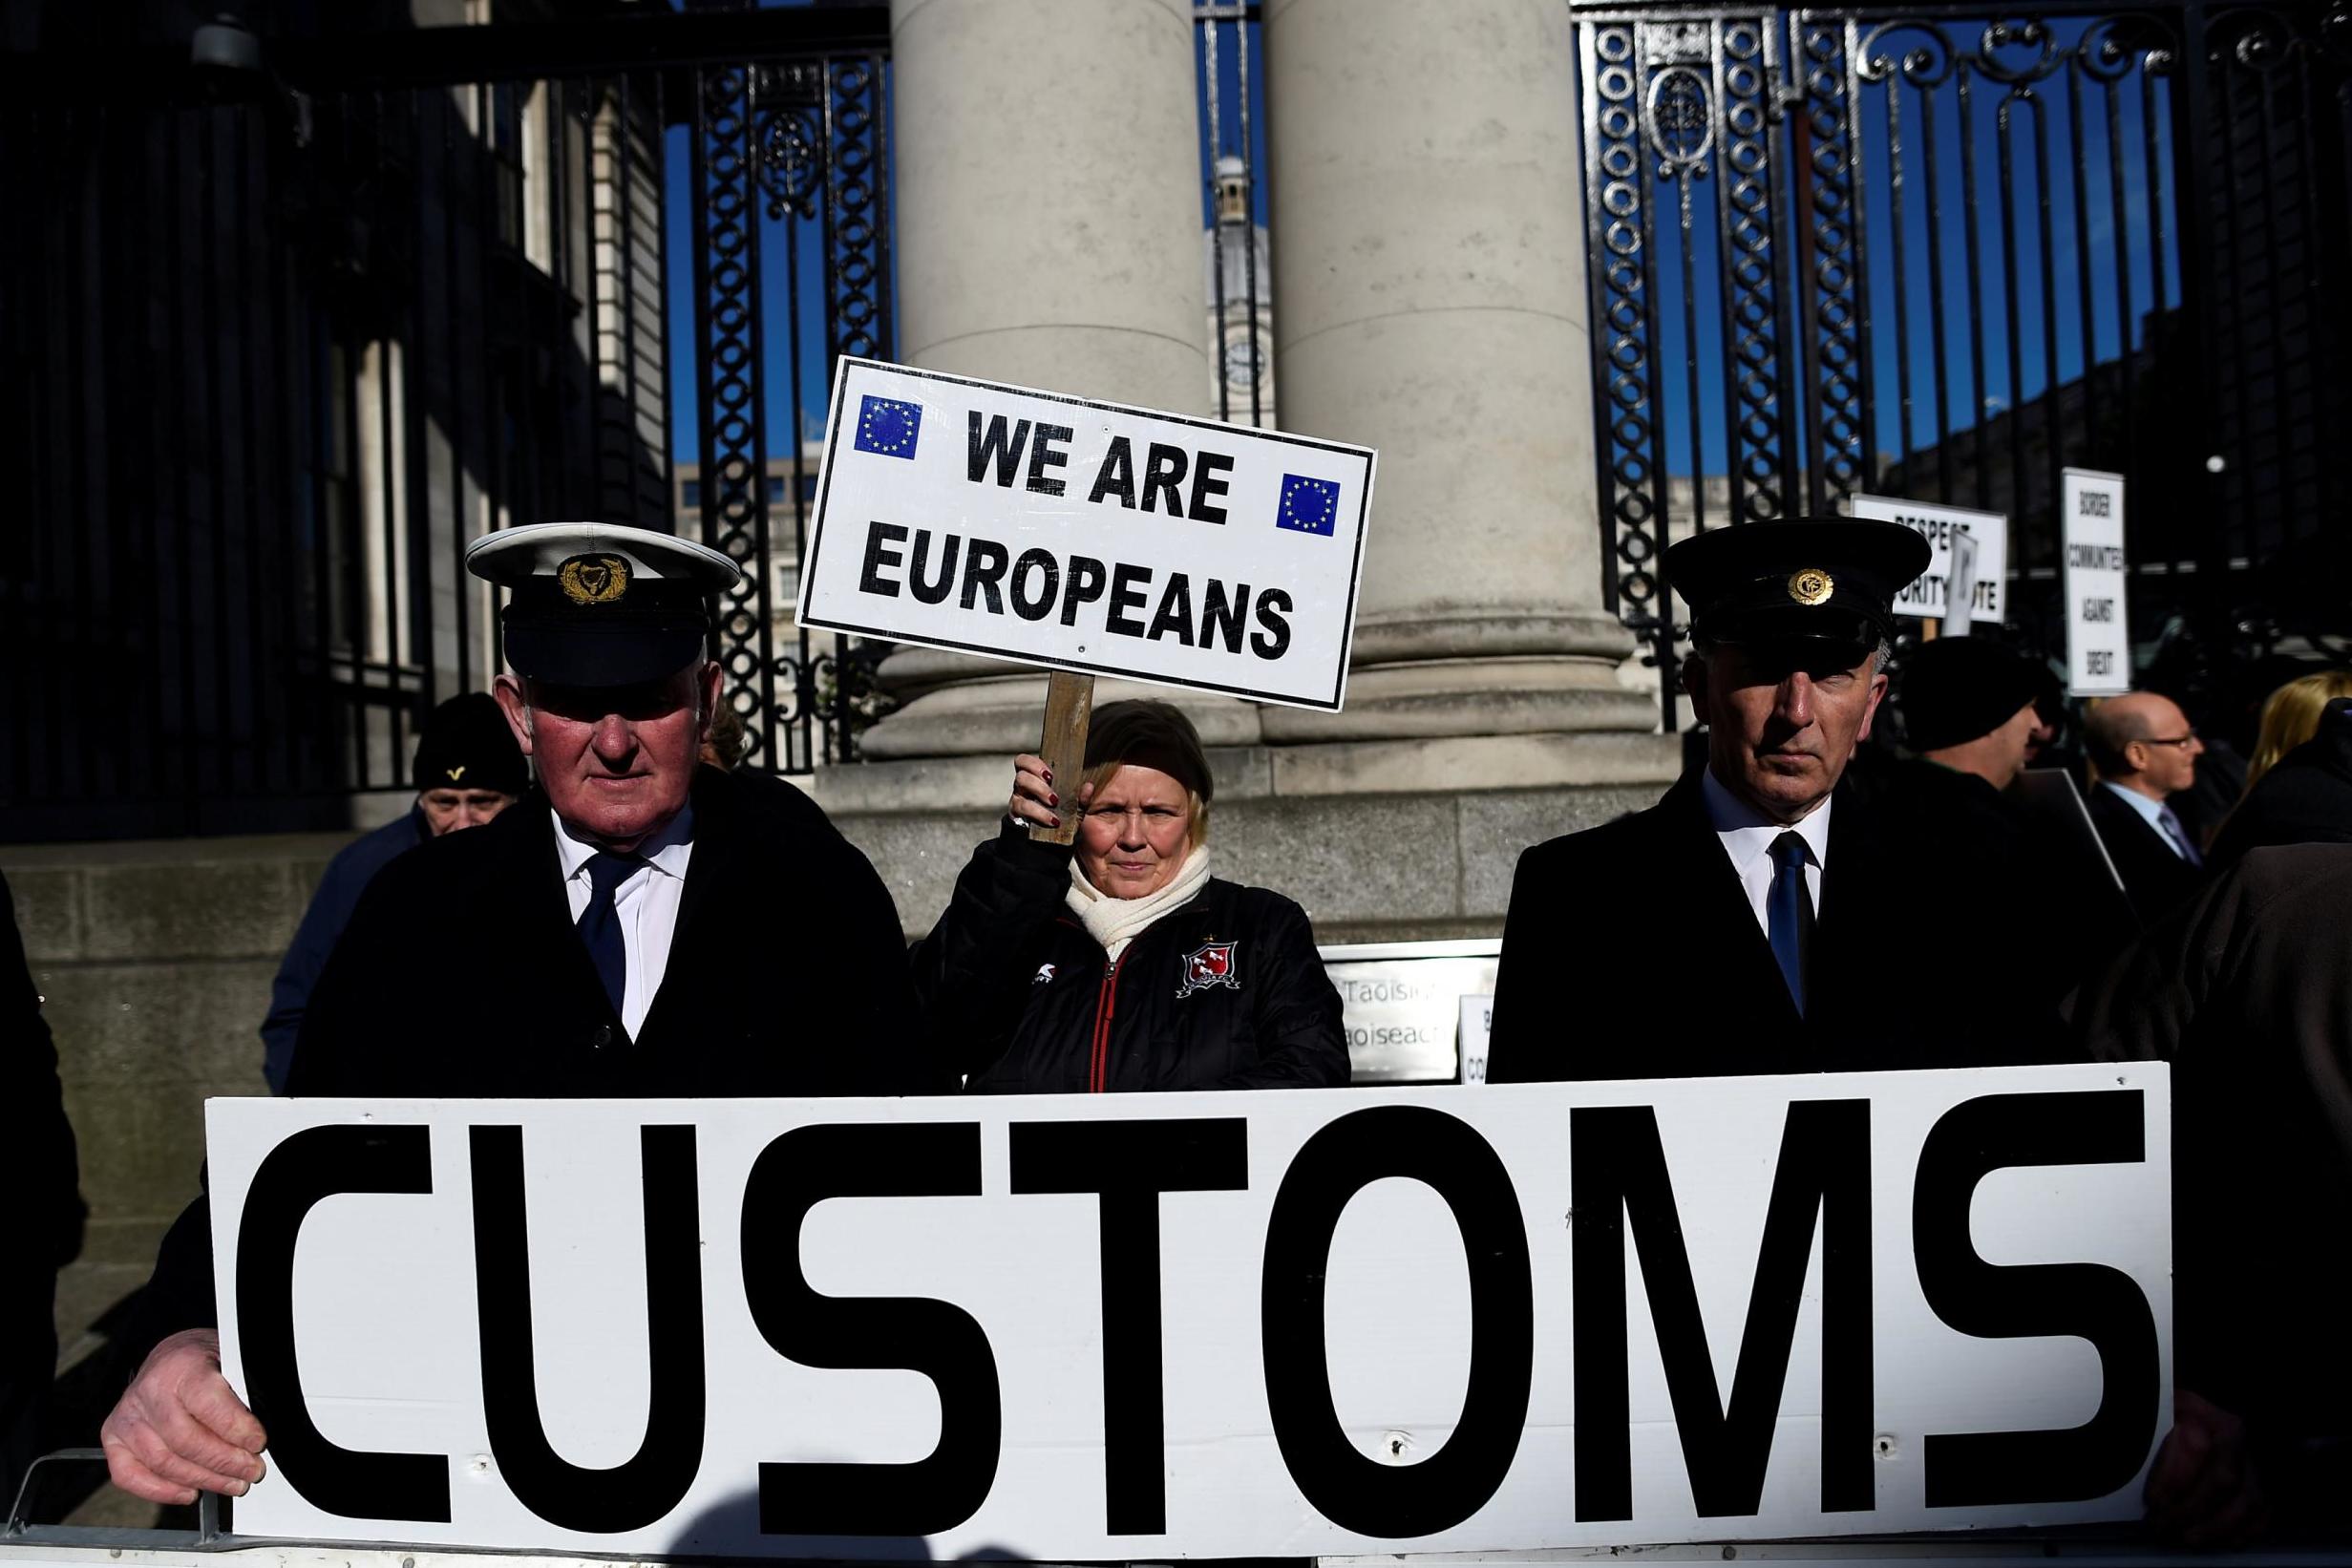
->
<box><xmin>2125</xmin><ymin>694</ymin><xmax>2203</xmax><ymax>795</ymax></box>
<box><xmin>1075</xmin><ymin>765</ymin><xmax>1193</xmax><ymax>900</ymax></box>
<box><xmin>1685</xmin><ymin>640</ymin><xmax>1888</xmax><ymax>823</ymax></box>
<box><xmin>416</xmin><ymin>787</ymin><xmax>517</xmax><ymax>837</ymax></box>
<box><xmin>494</xmin><ymin>662</ymin><xmax>720</xmax><ymax>851</ymax></box>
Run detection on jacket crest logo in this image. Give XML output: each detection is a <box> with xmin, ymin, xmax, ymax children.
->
<box><xmin>1176</xmin><ymin>939</ymin><xmax>1240</xmax><ymax>999</ymax></box>
<box><xmin>1033</xmin><ymin>962</ymin><xmax>1056</xmax><ymax>985</ymax></box>
<box><xmin>558</xmin><ymin>554</ymin><xmax>630</xmax><ymax>605</ymax></box>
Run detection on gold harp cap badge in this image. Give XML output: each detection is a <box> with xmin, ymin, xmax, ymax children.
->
<box><xmin>1787</xmin><ymin>567</ymin><xmax>1834</xmax><ymax>606</ymax></box>
<box><xmin>558</xmin><ymin>555</ymin><xmax>630</xmax><ymax>606</ymax></box>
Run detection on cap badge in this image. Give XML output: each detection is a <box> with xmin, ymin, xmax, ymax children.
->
<box><xmin>1787</xmin><ymin>567</ymin><xmax>1834</xmax><ymax>607</ymax></box>
<box><xmin>445</xmin><ymin>765</ymin><xmax>466</xmax><ymax>781</ymax></box>
<box><xmin>558</xmin><ymin>554</ymin><xmax>630</xmax><ymax>606</ymax></box>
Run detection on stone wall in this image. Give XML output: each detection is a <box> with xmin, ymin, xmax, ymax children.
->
<box><xmin>2</xmin><ymin>835</ymin><xmax>332</xmax><ymax>1372</ymax></box>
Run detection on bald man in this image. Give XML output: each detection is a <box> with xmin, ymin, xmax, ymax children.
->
<box><xmin>2085</xmin><ymin>690</ymin><xmax>2208</xmax><ymax>922</ymax></box>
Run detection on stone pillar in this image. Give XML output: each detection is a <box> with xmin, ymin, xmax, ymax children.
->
<box><xmin>854</xmin><ymin>0</ymin><xmax>1246</xmax><ymax>761</ymax></box>
<box><xmin>1257</xmin><ymin>0</ymin><xmax>1654</xmax><ymax>744</ymax></box>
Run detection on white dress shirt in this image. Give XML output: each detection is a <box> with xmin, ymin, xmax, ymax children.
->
<box><xmin>1701</xmin><ymin>768</ymin><xmax>1832</xmax><ymax>938</ymax></box>
<box><xmin>553</xmin><ymin>804</ymin><xmax>695</xmax><ymax>1040</ymax></box>
<box><xmin>2098</xmin><ymin>780</ymin><xmax>2193</xmax><ymax>860</ymax></box>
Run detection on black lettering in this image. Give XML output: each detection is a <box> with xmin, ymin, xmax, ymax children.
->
<box><xmin>1062</xmin><ymin>556</ymin><xmax>1109</xmax><ymax>626</ymax></box>
<box><xmin>858</xmin><ymin>520</ymin><xmax>906</xmax><ymax>598</ymax></box>
<box><xmin>1141</xmin><ymin>443</ymin><xmax>1187</xmax><ymax>515</ymax></box>
<box><xmin>1010</xmin><ymin>1119</ymin><xmax>1248</xmax><ymax>1535</ymax></box>
<box><xmin>1571</xmin><ymin>1100</ymin><xmax>1872</xmax><ymax>1521</ymax></box>
<box><xmin>236</xmin><ymin>1124</ymin><xmax>448</xmax><ymax>1522</ymax></box>
<box><xmin>908</xmin><ymin>529</ymin><xmax>960</xmax><ymax>605</ymax></box>
<box><xmin>1250</xmin><ymin>589</ymin><xmax>1292</xmax><ymax>660</ymax></box>
<box><xmin>472</xmin><ymin>1126</ymin><xmax>704</xmax><ymax>1532</ymax></box>
<box><xmin>1027</xmin><ymin>423</ymin><xmax>1073</xmax><ymax>497</ymax></box>
<box><xmin>967</xmin><ymin>413</ymin><xmax>1030</xmax><ymax>488</ymax></box>
<box><xmin>1147</xmin><ymin>574</ymin><xmax>1196</xmax><ymax>646</ymax></box>
<box><xmin>1198</xmin><ymin>580</ymin><xmax>1249</xmax><ymax>653</ymax></box>
<box><xmin>1009</xmin><ymin>549</ymin><xmax>1062</xmax><ymax>622</ymax></box>
<box><xmin>1916</xmin><ymin>1091</ymin><xmax>2159</xmax><ymax>1507</ymax></box>
<box><xmin>1188</xmin><ymin>450</ymin><xmax>1235</xmax><ymax>524</ymax></box>
<box><xmin>1262</xmin><ymin>1106</ymin><xmax>1532</xmax><ymax>1537</ymax></box>
<box><xmin>742</xmin><ymin>1123</ymin><xmax>1001</xmax><ymax>1536</ymax></box>
<box><xmin>1089</xmin><ymin>437</ymin><xmax>1137</xmax><ymax>508</ymax></box>
<box><xmin>1107</xmin><ymin>563</ymin><xmax>1154</xmax><ymax>638</ymax></box>
<box><xmin>961</xmin><ymin>539</ymin><xmax>1010</xmax><ymax>614</ymax></box>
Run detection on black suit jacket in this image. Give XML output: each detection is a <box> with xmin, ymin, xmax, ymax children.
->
<box><xmin>138</xmin><ymin>766</ymin><xmax>944</xmax><ymax>1346</ymax></box>
<box><xmin>1486</xmin><ymin>769</ymin><xmax>2068</xmax><ymax>1082</ymax></box>
<box><xmin>2087</xmin><ymin>783</ymin><xmax>2206</xmax><ymax>924</ymax></box>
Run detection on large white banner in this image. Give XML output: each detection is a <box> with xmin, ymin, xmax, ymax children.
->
<box><xmin>2063</xmin><ymin>469</ymin><xmax>2130</xmax><ymax>696</ymax></box>
<box><xmin>795</xmin><ymin>358</ymin><xmax>1376</xmax><ymax>710</ymax></box>
<box><xmin>1849</xmin><ymin>494</ymin><xmax>2009</xmax><ymax>625</ymax></box>
<box><xmin>209</xmin><ymin>1067</ymin><xmax>2171</xmax><ymax>1559</ymax></box>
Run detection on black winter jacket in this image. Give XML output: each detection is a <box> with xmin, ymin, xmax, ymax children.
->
<box><xmin>910</xmin><ymin>824</ymin><xmax>1349</xmax><ymax>1092</ymax></box>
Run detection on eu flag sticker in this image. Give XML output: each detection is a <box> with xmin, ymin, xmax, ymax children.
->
<box><xmin>1276</xmin><ymin>474</ymin><xmax>1341</xmax><ymax>537</ymax></box>
<box><xmin>854</xmin><ymin>394</ymin><xmax>922</xmax><ymax>459</ymax></box>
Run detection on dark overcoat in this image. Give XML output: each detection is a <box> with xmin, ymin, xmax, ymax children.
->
<box><xmin>260</xmin><ymin>807</ymin><xmax>427</xmax><ymax>1092</ymax></box>
<box><xmin>137</xmin><ymin>765</ymin><xmax>944</xmax><ymax>1348</ymax></box>
<box><xmin>1485</xmin><ymin>768</ymin><xmax>2069</xmax><ymax>1082</ymax></box>
<box><xmin>909</xmin><ymin>824</ymin><xmax>1348</xmax><ymax>1092</ymax></box>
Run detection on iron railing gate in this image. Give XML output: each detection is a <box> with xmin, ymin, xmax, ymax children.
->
<box><xmin>0</xmin><ymin>7</ymin><xmax>893</xmax><ymax>841</ymax></box>
<box><xmin>1577</xmin><ymin>1</ymin><xmax>2352</xmax><ymax>726</ymax></box>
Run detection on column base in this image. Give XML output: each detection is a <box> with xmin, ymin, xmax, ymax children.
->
<box><xmin>818</xmin><ymin>728</ymin><xmax>1681</xmax><ymax>943</ymax></box>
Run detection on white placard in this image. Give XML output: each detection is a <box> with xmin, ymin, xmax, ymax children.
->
<box><xmin>1849</xmin><ymin>494</ymin><xmax>2008</xmax><ymax>624</ymax></box>
<box><xmin>210</xmin><ymin>1066</ymin><xmax>2171</xmax><ymax>1560</ymax></box>
<box><xmin>1459</xmin><ymin>994</ymin><xmax>1494</xmax><ymax>1085</ymax></box>
<box><xmin>795</xmin><ymin>358</ymin><xmax>1375</xmax><ymax>710</ymax></box>
<box><xmin>1320</xmin><ymin>939</ymin><xmax>1500</xmax><ymax>1083</ymax></box>
<box><xmin>2062</xmin><ymin>469</ymin><xmax>2130</xmax><ymax>695</ymax></box>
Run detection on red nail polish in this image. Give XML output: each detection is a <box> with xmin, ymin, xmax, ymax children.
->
<box><xmin>1049</xmin><ymin>793</ymin><xmax>1058</xmax><ymax>806</ymax></box>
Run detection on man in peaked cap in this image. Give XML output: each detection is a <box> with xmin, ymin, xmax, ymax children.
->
<box><xmin>102</xmin><ymin>522</ymin><xmax>945</xmax><ymax>1509</ymax></box>
<box><xmin>1488</xmin><ymin>516</ymin><xmax>2060</xmax><ymax>1081</ymax></box>
<box><xmin>259</xmin><ymin>691</ymin><xmax>527</xmax><ymax>1092</ymax></box>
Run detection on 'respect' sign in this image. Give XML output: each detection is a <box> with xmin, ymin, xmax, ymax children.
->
<box><xmin>795</xmin><ymin>359</ymin><xmax>1375</xmax><ymax>710</ymax></box>
<box><xmin>210</xmin><ymin>1066</ymin><xmax>2171</xmax><ymax>1560</ymax></box>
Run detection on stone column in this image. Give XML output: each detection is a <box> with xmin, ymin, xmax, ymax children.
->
<box><xmin>1257</xmin><ymin>0</ymin><xmax>1654</xmax><ymax>746</ymax></box>
<box><xmin>852</xmin><ymin>0</ymin><xmax>1251</xmax><ymax>761</ymax></box>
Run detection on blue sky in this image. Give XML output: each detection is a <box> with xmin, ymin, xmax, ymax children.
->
<box><xmin>1637</xmin><ymin>14</ymin><xmax>2180</xmax><ymax>479</ymax></box>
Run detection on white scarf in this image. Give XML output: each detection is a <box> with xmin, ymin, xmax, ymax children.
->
<box><xmin>1065</xmin><ymin>848</ymin><xmax>1214</xmax><ymax>962</ymax></box>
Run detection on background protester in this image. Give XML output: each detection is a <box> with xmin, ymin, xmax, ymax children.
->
<box><xmin>1</xmin><ymin>871</ymin><xmax>82</xmax><ymax>1511</ymax></box>
<box><xmin>910</xmin><ymin>698</ymin><xmax>1346</xmax><ymax>1092</ymax></box>
<box><xmin>1489</xmin><ymin>519</ymin><xmax>2066</xmax><ymax>1080</ymax></box>
<box><xmin>2083</xmin><ymin>691</ymin><xmax>2208</xmax><ymax>922</ymax></box>
<box><xmin>698</xmin><ymin>699</ymin><xmax>748</xmax><ymax>771</ymax></box>
<box><xmin>259</xmin><ymin>691</ymin><xmax>527</xmax><ymax>1091</ymax></box>
<box><xmin>2075</xmin><ymin>844</ymin><xmax>2352</xmax><ymax>1539</ymax></box>
<box><xmin>100</xmin><ymin>521</ymin><xmax>943</xmax><ymax>1509</ymax></box>
<box><xmin>2208</xmin><ymin>685</ymin><xmax>2352</xmax><ymax>874</ymax></box>
<box><xmin>1880</xmin><ymin>638</ymin><xmax>2129</xmax><ymax>1010</ymax></box>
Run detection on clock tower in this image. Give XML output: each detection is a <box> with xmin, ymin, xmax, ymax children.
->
<box><xmin>1204</xmin><ymin>155</ymin><xmax>1276</xmax><ymax>427</ymax></box>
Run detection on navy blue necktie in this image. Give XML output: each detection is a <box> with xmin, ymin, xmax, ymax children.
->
<box><xmin>1766</xmin><ymin>831</ymin><xmax>1814</xmax><ymax>1016</ymax></box>
<box><xmin>577</xmin><ymin>852</ymin><xmax>638</xmax><ymax>1020</ymax></box>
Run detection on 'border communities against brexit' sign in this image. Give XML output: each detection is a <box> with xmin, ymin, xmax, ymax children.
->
<box><xmin>795</xmin><ymin>358</ymin><xmax>1376</xmax><ymax>710</ymax></box>
<box><xmin>207</xmin><ymin>1065</ymin><xmax>2172</xmax><ymax>1559</ymax></box>
<box><xmin>2062</xmin><ymin>468</ymin><xmax>2130</xmax><ymax>696</ymax></box>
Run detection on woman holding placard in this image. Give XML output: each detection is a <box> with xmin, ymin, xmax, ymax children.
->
<box><xmin>910</xmin><ymin>699</ymin><xmax>1347</xmax><ymax>1092</ymax></box>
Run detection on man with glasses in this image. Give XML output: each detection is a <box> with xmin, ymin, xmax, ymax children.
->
<box><xmin>2085</xmin><ymin>690</ymin><xmax>2209</xmax><ymax>922</ymax></box>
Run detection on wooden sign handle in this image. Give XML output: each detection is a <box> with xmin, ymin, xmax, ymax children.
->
<box><xmin>1029</xmin><ymin>670</ymin><xmax>1095</xmax><ymax>846</ymax></box>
